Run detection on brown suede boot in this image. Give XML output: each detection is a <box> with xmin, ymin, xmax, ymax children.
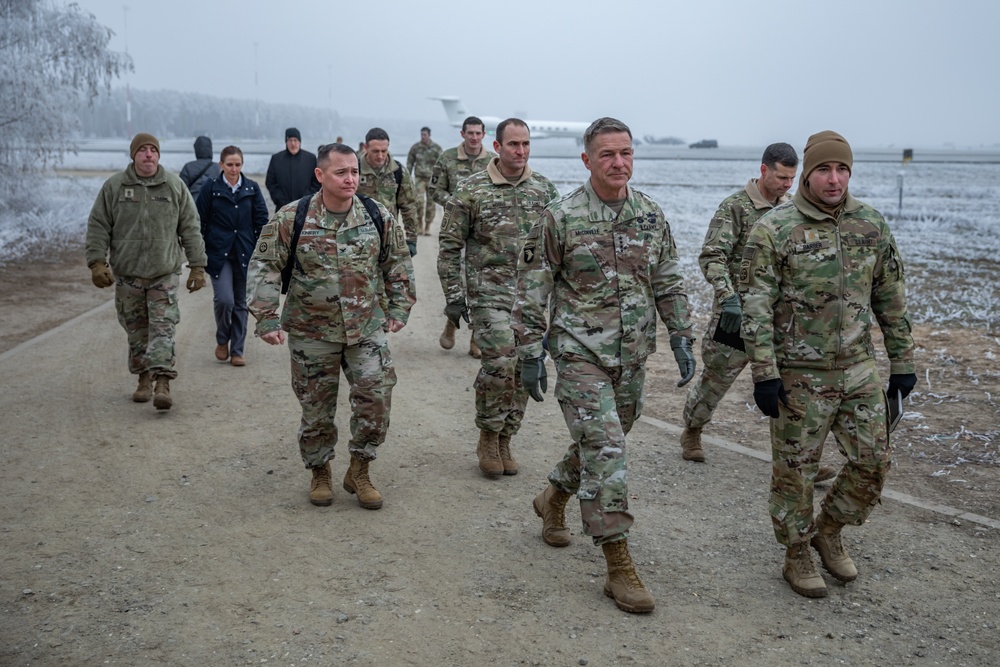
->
<box><xmin>815</xmin><ymin>465</ymin><xmax>837</xmax><ymax>483</ymax></box>
<box><xmin>679</xmin><ymin>426</ymin><xmax>705</xmax><ymax>462</ymax></box>
<box><xmin>132</xmin><ymin>371</ymin><xmax>152</xmax><ymax>403</ymax></box>
<box><xmin>811</xmin><ymin>510</ymin><xmax>858</xmax><ymax>582</ymax></box>
<box><xmin>498</xmin><ymin>434</ymin><xmax>518</xmax><ymax>475</ymax></box>
<box><xmin>468</xmin><ymin>334</ymin><xmax>482</xmax><ymax>359</ymax></box>
<box><xmin>309</xmin><ymin>463</ymin><xmax>333</xmax><ymax>506</ymax></box>
<box><xmin>476</xmin><ymin>430</ymin><xmax>503</xmax><ymax>478</ymax></box>
<box><xmin>343</xmin><ymin>455</ymin><xmax>383</xmax><ymax>509</ymax></box>
<box><xmin>783</xmin><ymin>542</ymin><xmax>828</xmax><ymax>598</ymax></box>
<box><xmin>532</xmin><ymin>484</ymin><xmax>572</xmax><ymax>547</ymax></box>
<box><xmin>601</xmin><ymin>539</ymin><xmax>655</xmax><ymax>613</ymax></box>
<box><xmin>439</xmin><ymin>320</ymin><xmax>456</xmax><ymax>349</ymax></box>
<box><xmin>152</xmin><ymin>376</ymin><xmax>172</xmax><ymax>410</ymax></box>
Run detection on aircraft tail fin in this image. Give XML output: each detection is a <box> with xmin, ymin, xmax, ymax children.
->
<box><xmin>429</xmin><ymin>96</ymin><xmax>467</xmax><ymax>127</ymax></box>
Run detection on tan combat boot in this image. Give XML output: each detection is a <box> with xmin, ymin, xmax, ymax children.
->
<box><xmin>439</xmin><ymin>320</ymin><xmax>456</xmax><ymax>350</ymax></box>
<box><xmin>783</xmin><ymin>542</ymin><xmax>828</xmax><ymax>598</ymax></box>
<box><xmin>680</xmin><ymin>426</ymin><xmax>705</xmax><ymax>462</ymax></box>
<box><xmin>309</xmin><ymin>462</ymin><xmax>333</xmax><ymax>506</ymax></box>
<box><xmin>811</xmin><ymin>510</ymin><xmax>858</xmax><ymax>582</ymax></box>
<box><xmin>532</xmin><ymin>484</ymin><xmax>572</xmax><ymax>547</ymax></box>
<box><xmin>343</xmin><ymin>455</ymin><xmax>383</xmax><ymax>509</ymax></box>
<box><xmin>152</xmin><ymin>376</ymin><xmax>172</xmax><ymax>410</ymax></box>
<box><xmin>498</xmin><ymin>434</ymin><xmax>518</xmax><ymax>475</ymax></box>
<box><xmin>132</xmin><ymin>371</ymin><xmax>153</xmax><ymax>403</ymax></box>
<box><xmin>815</xmin><ymin>465</ymin><xmax>837</xmax><ymax>483</ymax></box>
<box><xmin>468</xmin><ymin>334</ymin><xmax>482</xmax><ymax>359</ymax></box>
<box><xmin>476</xmin><ymin>430</ymin><xmax>503</xmax><ymax>478</ymax></box>
<box><xmin>601</xmin><ymin>539</ymin><xmax>655</xmax><ymax>613</ymax></box>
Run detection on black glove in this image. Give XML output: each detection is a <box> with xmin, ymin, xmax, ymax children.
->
<box><xmin>670</xmin><ymin>335</ymin><xmax>696</xmax><ymax>387</ymax></box>
<box><xmin>443</xmin><ymin>301</ymin><xmax>470</xmax><ymax>329</ymax></box>
<box><xmin>887</xmin><ymin>373</ymin><xmax>917</xmax><ymax>400</ymax></box>
<box><xmin>521</xmin><ymin>355</ymin><xmax>548</xmax><ymax>402</ymax></box>
<box><xmin>406</xmin><ymin>240</ymin><xmax>417</xmax><ymax>257</ymax></box>
<box><xmin>753</xmin><ymin>378</ymin><xmax>788</xmax><ymax>418</ymax></box>
<box><xmin>718</xmin><ymin>294</ymin><xmax>742</xmax><ymax>334</ymax></box>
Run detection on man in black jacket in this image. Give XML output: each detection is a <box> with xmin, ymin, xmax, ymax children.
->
<box><xmin>265</xmin><ymin>128</ymin><xmax>320</xmax><ymax>210</ymax></box>
<box><xmin>179</xmin><ymin>136</ymin><xmax>221</xmax><ymax>200</ymax></box>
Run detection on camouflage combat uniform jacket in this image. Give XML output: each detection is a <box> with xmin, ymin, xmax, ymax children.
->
<box><xmin>429</xmin><ymin>144</ymin><xmax>496</xmax><ymax>207</ymax></box>
<box><xmin>247</xmin><ymin>192</ymin><xmax>414</xmax><ymax>344</ymax></box>
<box><xmin>438</xmin><ymin>159</ymin><xmax>559</xmax><ymax>310</ymax></box>
<box><xmin>357</xmin><ymin>152</ymin><xmax>419</xmax><ymax>242</ymax></box>
<box><xmin>700</xmin><ymin>178</ymin><xmax>787</xmax><ymax>306</ymax></box>
<box><xmin>406</xmin><ymin>140</ymin><xmax>442</xmax><ymax>180</ymax></box>
<box><xmin>513</xmin><ymin>180</ymin><xmax>692</xmax><ymax>367</ymax></box>
<box><xmin>86</xmin><ymin>164</ymin><xmax>206</xmax><ymax>278</ymax></box>
<box><xmin>740</xmin><ymin>191</ymin><xmax>915</xmax><ymax>382</ymax></box>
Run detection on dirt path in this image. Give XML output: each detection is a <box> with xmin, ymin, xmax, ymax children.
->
<box><xmin>0</xmin><ymin>240</ymin><xmax>998</xmax><ymax>666</ymax></box>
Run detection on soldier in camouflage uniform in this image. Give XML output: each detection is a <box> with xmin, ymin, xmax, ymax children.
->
<box><xmin>358</xmin><ymin>127</ymin><xmax>419</xmax><ymax>256</ymax></box>
<box><xmin>86</xmin><ymin>132</ymin><xmax>207</xmax><ymax>411</ymax></box>
<box><xmin>248</xmin><ymin>143</ymin><xmax>415</xmax><ymax>510</ymax></box>
<box><xmin>681</xmin><ymin>144</ymin><xmax>832</xmax><ymax>475</ymax></box>
<box><xmin>739</xmin><ymin>131</ymin><xmax>917</xmax><ymax>599</ymax></box>
<box><xmin>406</xmin><ymin>126</ymin><xmax>442</xmax><ymax>236</ymax></box>
<box><xmin>513</xmin><ymin>118</ymin><xmax>696</xmax><ymax>614</ymax></box>
<box><xmin>430</xmin><ymin>115</ymin><xmax>496</xmax><ymax>359</ymax></box>
<box><xmin>437</xmin><ymin>119</ymin><xmax>559</xmax><ymax>479</ymax></box>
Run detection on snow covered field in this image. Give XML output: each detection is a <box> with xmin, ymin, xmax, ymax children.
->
<box><xmin>3</xmin><ymin>153</ymin><xmax>997</xmax><ymax>330</ymax></box>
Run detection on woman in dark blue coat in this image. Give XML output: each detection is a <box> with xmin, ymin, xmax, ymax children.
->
<box><xmin>195</xmin><ymin>145</ymin><xmax>269</xmax><ymax>366</ymax></box>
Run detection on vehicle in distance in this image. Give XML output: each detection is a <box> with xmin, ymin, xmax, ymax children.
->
<box><xmin>689</xmin><ymin>139</ymin><xmax>719</xmax><ymax>149</ymax></box>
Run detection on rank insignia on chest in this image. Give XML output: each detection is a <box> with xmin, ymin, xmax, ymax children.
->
<box><xmin>124</xmin><ymin>188</ymin><xmax>135</xmax><ymax>201</ymax></box>
<box><xmin>360</xmin><ymin>176</ymin><xmax>368</xmax><ymax>185</ymax></box>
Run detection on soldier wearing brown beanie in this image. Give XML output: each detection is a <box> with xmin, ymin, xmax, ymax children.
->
<box><xmin>85</xmin><ymin>132</ymin><xmax>207</xmax><ymax>410</ymax></box>
<box><xmin>739</xmin><ymin>130</ymin><xmax>917</xmax><ymax>599</ymax></box>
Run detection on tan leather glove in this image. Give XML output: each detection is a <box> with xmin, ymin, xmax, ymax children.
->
<box><xmin>186</xmin><ymin>266</ymin><xmax>206</xmax><ymax>292</ymax></box>
<box><xmin>90</xmin><ymin>262</ymin><xmax>114</xmax><ymax>288</ymax></box>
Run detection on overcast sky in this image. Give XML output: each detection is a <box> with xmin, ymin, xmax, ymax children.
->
<box><xmin>73</xmin><ymin>0</ymin><xmax>999</xmax><ymax>149</ymax></box>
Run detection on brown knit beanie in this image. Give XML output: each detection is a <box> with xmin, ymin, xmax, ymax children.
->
<box><xmin>800</xmin><ymin>130</ymin><xmax>852</xmax><ymax>187</ymax></box>
<box><xmin>130</xmin><ymin>132</ymin><xmax>160</xmax><ymax>160</ymax></box>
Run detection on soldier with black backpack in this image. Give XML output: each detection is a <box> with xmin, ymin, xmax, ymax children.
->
<box><xmin>247</xmin><ymin>142</ymin><xmax>415</xmax><ymax>511</ymax></box>
<box><xmin>358</xmin><ymin>127</ymin><xmax>419</xmax><ymax>257</ymax></box>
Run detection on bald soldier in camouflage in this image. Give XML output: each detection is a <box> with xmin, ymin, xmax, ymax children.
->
<box><xmin>358</xmin><ymin>127</ymin><xmax>419</xmax><ymax>256</ymax></box>
<box><xmin>430</xmin><ymin>115</ymin><xmax>496</xmax><ymax>359</ymax></box>
<box><xmin>513</xmin><ymin>118</ymin><xmax>696</xmax><ymax>614</ymax></box>
<box><xmin>681</xmin><ymin>143</ymin><xmax>836</xmax><ymax>486</ymax></box>
<box><xmin>248</xmin><ymin>143</ymin><xmax>415</xmax><ymax>511</ymax></box>
<box><xmin>740</xmin><ymin>131</ymin><xmax>917</xmax><ymax>599</ymax></box>
<box><xmin>406</xmin><ymin>126</ymin><xmax>443</xmax><ymax>236</ymax></box>
<box><xmin>438</xmin><ymin>118</ymin><xmax>559</xmax><ymax>479</ymax></box>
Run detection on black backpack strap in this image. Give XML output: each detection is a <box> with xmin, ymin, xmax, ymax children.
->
<box><xmin>280</xmin><ymin>195</ymin><xmax>313</xmax><ymax>294</ymax></box>
<box><xmin>393</xmin><ymin>161</ymin><xmax>403</xmax><ymax>196</ymax></box>
<box><xmin>357</xmin><ymin>194</ymin><xmax>390</xmax><ymax>264</ymax></box>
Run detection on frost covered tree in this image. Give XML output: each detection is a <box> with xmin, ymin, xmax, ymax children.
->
<box><xmin>0</xmin><ymin>0</ymin><xmax>131</xmax><ymax>179</ymax></box>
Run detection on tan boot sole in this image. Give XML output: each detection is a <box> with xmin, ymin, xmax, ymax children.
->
<box><xmin>343</xmin><ymin>479</ymin><xmax>383</xmax><ymax>510</ymax></box>
<box><xmin>782</xmin><ymin>567</ymin><xmax>829</xmax><ymax>598</ymax></box>
<box><xmin>603</xmin><ymin>585</ymin><xmax>655</xmax><ymax>613</ymax></box>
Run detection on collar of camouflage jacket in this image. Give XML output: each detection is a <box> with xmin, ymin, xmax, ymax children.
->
<box><xmin>583</xmin><ymin>178</ymin><xmax>640</xmax><ymax>219</ymax></box>
<box><xmin>792</xmin><ymin>189</ymin><xmax>863</xmax><ymax>222</ymax></box>
<box><xmin>745</xmin><ymin>178</ymin><xmax>788</xmax><ymax>210</ymax></box>
<box><xmin>360</xmin><ymin>151</ymin><xmax>396</xmax><ymax>175</ymax></box>
<box><xmin>456</xmin><ymin>143</ymin><xmax>493</xmax><ymax>162</ymax></box>
<box><xmin>486</xmin><ymin>157</ymin><xmax>534</xmax><ymax>187</ymax></box>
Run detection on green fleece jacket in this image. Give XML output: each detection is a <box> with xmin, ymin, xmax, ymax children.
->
<box><xmin>86</xmin><ymin>164</ymin><xmax>206</xmax><ymax>279</ymax></box>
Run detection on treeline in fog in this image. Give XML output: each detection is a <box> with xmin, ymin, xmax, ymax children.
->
<box><xmin>77</xmin><ymin>87</ymin><xmax>341</xmax><ymax>141</ymax></box>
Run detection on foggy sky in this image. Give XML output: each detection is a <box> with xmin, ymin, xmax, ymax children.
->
<box><xmin>73</xmin><ymin>0</ymin><xmax>1000</xmax><ymax>149</ymax></box>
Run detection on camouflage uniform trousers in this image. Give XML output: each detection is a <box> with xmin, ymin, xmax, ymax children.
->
<box><xmin>471</xmin><ymin>306</ymin><xmax>529</xmax><ymax>437</ymax></box>
<box><xmin>114</xmin><ymin>274</ymin><xmax>180</xmax><ymax>379</ymax></box>
<box><xmin>413</xmin><ymin>177</ymin><xmax>436</xmax><ymax>233</ymax></box>
<box><xmin>288</xmin><ymin>330</ymin><xmax>397</xmax><ymax>469</ymax></box>
<box><xmin>682</xmin><ymin>308</ymin><xmax>748</xmax><ymax>428</ymax></box>
<box><xmin>770</xmin><ymin>358</ymin><xmax>890</xmax><ymax>546</ymax></box>
<box><xmin>549</xmin><ymin>354</ymin><xmax>645</xmax><ymax>545</ymax></box>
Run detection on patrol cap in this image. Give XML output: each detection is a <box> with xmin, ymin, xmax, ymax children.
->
<box><xmin>129</xmin><ymin>132</ymin><xmax>160</xmax><ymax>160</ymax></box>
<box><xmin>285</xmin><ymin>127</ymin><xmax>301</xmax><ymax>141</ymax></box>
<box><xmin>801</xmin><ymin>130</ymin><xmax>853</xmax><ymax>180</ymax></box>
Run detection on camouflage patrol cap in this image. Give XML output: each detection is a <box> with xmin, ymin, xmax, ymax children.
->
<box><xmin>129</xmin><ymin>132</ymin><xmax>159</xmax><ymax>160</ymax></box>
<box><xmin>801</xmin><ymin>130</ymin><xmax>852</xmax><ymax>180</ymax></box>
